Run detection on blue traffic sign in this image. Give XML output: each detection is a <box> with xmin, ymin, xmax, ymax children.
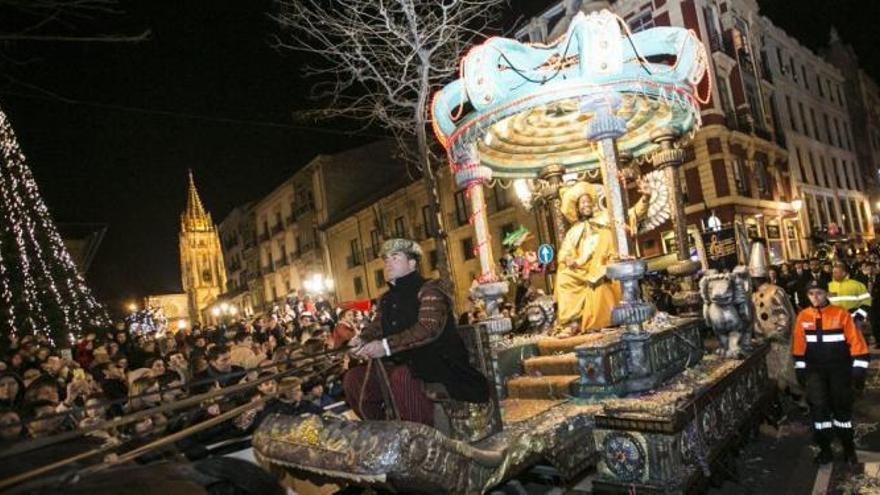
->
<box><xmin>537</xmin><ymin>244</ymin><xmax>555</xmax><ymax>264</ymax></box>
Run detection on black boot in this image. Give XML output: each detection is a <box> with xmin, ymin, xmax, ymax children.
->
<box><xmin>815</xmin><ymin>430</ymin><xmax>834</xmax><ymax>465</ymax></box>
<box><xmin>837</xmin><ymin>427</ymin><xmax>859</xmax><ymax>466</ymax></box>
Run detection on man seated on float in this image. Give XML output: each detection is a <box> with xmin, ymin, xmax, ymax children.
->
<box><xmin>555</xmin><ymin>181</ymin><xmax>648</xmax><ymax>336</ymax></box>
<box><xmin>343</xmin><ymin>238</ymin><xmax>490</xmax><ymax>427</ymax></box>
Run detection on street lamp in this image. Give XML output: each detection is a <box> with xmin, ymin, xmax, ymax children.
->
<box><xmin>303</xmin><ymin>273</ymin><xmax>334</xmax><ymax>294</ymax></box>
<box><xmin>177</xmin><ymin>319</ymin><xmax>187</xmax><ymax>331</ymax></box>
<box><xmin>127</xmin><ymin>302</ymin><xmax>138</xmax><ymax>313</ymax></box>
<box><xmin>791</xmin><ymin>198</ymin><xmax>803</xmax><ymax>212</ymax></box>
<box><xmin>211</xmin><ymin>306</ymin><xmax>221</xmax><ymax>317</ymax></box>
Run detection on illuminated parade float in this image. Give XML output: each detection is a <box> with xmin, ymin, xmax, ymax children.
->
<box><xmin>254</xmin><ymin>11</ymin><xmax>774</xmax><ymax>494</ymax></box>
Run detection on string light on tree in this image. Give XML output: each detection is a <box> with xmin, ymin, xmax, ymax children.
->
<box><xmin>0</xmin><ymin>108</ymin><xmax>109</xmax><ymax>346</ymax></box>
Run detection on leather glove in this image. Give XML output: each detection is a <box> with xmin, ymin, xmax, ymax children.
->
<box><xmin>351</xmin><ymin>340</ymin><xmax>387</xmax><ymax>359</ymax></box>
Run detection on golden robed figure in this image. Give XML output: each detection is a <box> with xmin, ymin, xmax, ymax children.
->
<box><xmin>555</xmin><ymin>181</ymin><xmax>648</xmax><ymax>335</ymax></box>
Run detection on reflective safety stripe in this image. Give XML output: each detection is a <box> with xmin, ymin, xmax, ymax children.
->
<box><xmin>853</xmin><ymin>360</ymin><xmax>869</xmax><ymax>368</ymax></box>
<box><xmin>794</xmin><ymin>361</ymin><xmax>806</xmax><ymax>369</ymax></box>
<box><xmin>805</xmin><ymin>334</ymin><xmax>846</xmax><ymax>343</ymax></box>
<box><xmin>833</xmin><ymin>420</ymin><xmax>853</xmax><ymax>429</ymax></box>
<box><xmin>815</xmin><ymin>421</ymin><xmax>833</xmax><ymax>430</ymax></box>
<box><xmin>829</xmin><ymin>294</ymin><xmax>871</xmax><ymax>302</ymax></box>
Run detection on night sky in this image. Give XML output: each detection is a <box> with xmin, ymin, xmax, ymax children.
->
<box><xmin>0</xmin><ymin>0</ymin><xmax>876</xmax><ymax>314</ymax></box>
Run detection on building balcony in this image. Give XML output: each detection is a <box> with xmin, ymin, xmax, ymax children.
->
<box><xmin>271</xmin><ymin>223</ymin><xmax>284</xmax><ymax>236</ymax></box>
<box><xmin>294</xmin><ymin>203</ymin><xmax>315</xmax><ymax>219</ymax></box>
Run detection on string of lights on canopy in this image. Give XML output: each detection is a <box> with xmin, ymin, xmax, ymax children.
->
<box><xmin>432</xmin><ymin>11</ymin><xmax>709</xmax><ymax>179</ymax></box>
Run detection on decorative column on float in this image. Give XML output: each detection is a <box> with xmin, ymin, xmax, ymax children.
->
<box><xmin>451</xmin><ymin>142</ymin><xmax>512</xmax><ymax>400</ymax></box>
<box><xmin>581</xmin><ymin>92</ymin><xmax>655</xmax><ymax>336</ymax></box>
<box><xmin>651</xmin><ymin>127</ymin><xmax>701</xmax><ymax>313</ymax></box>
<box><xmin>537</xmin><ymin>163</ymin><xmax>568</xmax><ymax>247</ymax></box>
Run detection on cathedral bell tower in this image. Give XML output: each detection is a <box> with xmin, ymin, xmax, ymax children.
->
<box><xmin>179</xmin><ymin>170</ymin><xmax>226</xmax><ymax>325</ymax></box>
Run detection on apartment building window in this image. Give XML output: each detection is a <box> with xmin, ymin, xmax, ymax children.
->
<box><xmin>785</xmin><ymin>96</ymin><xmax>798</xmax><ymax>132</ymax></box>
<box><xmin>831</xmin><ymin>158</ymin><xmax>842</xmax><ymax>189</ymax></box>
<box><xmin>462</xmin><ymin>237</ymin><xmax>475</xmax><ymax>260</ymax></box>
<box><xmin>733</xmin><ymin>158</ymin><xmax>750</xmax><ymax>196</ymax></box>
<box><xmin>833</xmin><ymin>119</ymin><xmax>842</xmax><ymax>150</ymax></box>
<box><xmin>807</xmin><ymin>151</ymin><xmax>817</xmax><ymax>185</ymax></box>
<box><xmin>817</xmin><ymin>75</ymin><xmax>824</xmax><ymax>97</ymax></box>
<box><xmin>394</xmin><ymin>216</ymin><xmax>406</xmax><ymax>238</ymax></box>
<box><xmin>421</xmin><ymin>205</ymin><xmax>434</xmax><ymax>238</ymax></box>
<box><xmin>789</xmin><ymin>57</ymin><xmax>797</xmax><ymax>80</ymax></box>
<box><xmin>843</xmin><ymin>121</ymin><xmax>852</xmax><ymax>150</ymax></box>
<box><xmin>350</xmin><ymin>238</ymin><xmax>362</xmax><ymax>266</ymax></box>
<box><xmin>493</xmin><ymin>184</ymin><xmax>511</xmax><ymax>211</ymax></box>
<box><xmin>823</xmin><ymin>114</ymin><xmax>834</xmax><ymax>146</ymax></box>
<box><xmin>852</xmin><ymin>199</ymin><xmax>863</xmax><ymax>232</ymax></box>
<box><xmin>795</xmin><ymin>148</ymin><xmax>808</xmax><ymax>184</ymax></box>
<box><xmin>839</xmin><ymin>198</ymin><xmax>851</xmax><ymax>232</ymax></box>
<box><xmin>428</xmin><ymin>250</ymin><xmax>438</xmax><ymax>271</ymax></box>
<box><xmin>828</xmin><ymin>80</ymin><xmax>835</xmax><ymax>102</ymax></box>
<box><xmin>275</xmin><ymin>211</ymin><xmax>283</xmax><ymax>228</ymax></box>
<box><xmin>820</xmin><ymin>156</ymin><xmax>831</xmax><ymax>188</ymax></box>
<box><xmin>775</xmin><ymin>47</ymin><xmax>784</xmax><ymax>69</ymax></box>
<box><xmin>370</xmin><ymin>229</ymin><xmax>381</xmax><ymax>258</ymax></box>
<box><xmin>374</xmin><ymin>269</ymin><xmax>385</xmax><ymax>288</ymax></box>
<box><xmin>353</xmin><ymin>276</ymin><xmax>364</xmax><ymax>296</ymax></box>
<box><xmin>801</xmin><ymin>65</ymin><xmax>809</xmax><ymax>89</ymax></box>
<box><xmin>837</xmin><ymin>86</ymin><xmax>845</xmax><ymax>107</ymax></box>
<box><xmin>798</xmin><ymin>102</ymin><xmax>810</xmax><ymax>138</ymax></box>
<box><xmin>454</xmin><ymin>189</ymin><xmax>471</xmax><ymax>226</ymax></box>
<box><xmin>810</xmin><ymin>108</ymin><xmax>819</xmax><ymax>143</ymax></box>
<box><xmin>628</xmin><ymin>7</ymin><xmax>654</xmax><ymax>33</ymax></box>
<box><xmin>818</xmin><ymin>197</ymin><xmax>830</xmax><ymax>226</ymax></box>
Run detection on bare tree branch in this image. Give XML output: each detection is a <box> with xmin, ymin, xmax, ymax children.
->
<box><xmin>271</xmin><ymin>0</ymin><xmax>507</xmax><ymax>286</ymax></box>
<box><xmin>0</xmin><ymin>29</ymin><xmax>150</xmax><ymax>42</ymax></box>
<box><xmin>0</xmin><ymin>0</ymin><xmax>148</xmax><ymax>44</ymax></box>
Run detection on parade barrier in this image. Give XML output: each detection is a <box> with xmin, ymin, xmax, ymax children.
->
<box><xmin>0</xmin><ymin>348</ymin><xmax>345</xmax><ymax>491</ymax></box>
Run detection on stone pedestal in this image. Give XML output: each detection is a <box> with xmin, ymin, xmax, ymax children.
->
<box><xmin>574</xmin><ymin>317</ymin><xmax>703</xmax><ymax>397</ymax></box>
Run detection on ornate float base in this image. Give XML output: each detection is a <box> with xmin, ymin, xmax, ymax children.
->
<box><xmin>591</xmin><ymin>343</ymin><xmax>773</xmax><ymax>494</ymax></box>
<box><xmin>574</xmin><ymin>317</ymin><xmax>704</xmax><ymax>397</ymax></box>
<box><xmin>253</xmin><ymin>399</ymin><xmax>601</xmax><ymax>495</ymax></box>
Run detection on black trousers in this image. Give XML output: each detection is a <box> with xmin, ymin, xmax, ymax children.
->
<box><xmin>805</xmin><ymin>366</ymin><xmax>855</xmax><ymax>449</ymax></box>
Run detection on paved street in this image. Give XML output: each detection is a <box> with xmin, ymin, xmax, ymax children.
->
<box><xmin>710</xmin><ymin>346</ymin><xmax>880</xmax><ymax>495</ymax></box>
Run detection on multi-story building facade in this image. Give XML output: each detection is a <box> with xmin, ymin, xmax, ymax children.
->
<box><xmin>217</xmin><ymin>202</ymin><xmax>261</xmax><ymax>317</ymax></box>
<box><xmin>520</xmin><ymin>0</ymin><xmax>802</xmax><ymax>263</ymax></box>
<box><xmin>758</xmin><ymin>19</ymin><xmax>873</xmax><ymax>250</ymax></box>
<box><xmin>254</xmin><ymin>179</ymin><xmax>296</xmax><ymax>304</ymax></box>
<box><xmin>179</xmin><ymin>171</ymin><xmax>227</xmax><ymax>325</ymax></box>
<box><xmin>253</xmin><ymin>140</ymin><xmax>409</xmax><ymax>308</ymax></box>
<box><xmin>825</xmin><ymin>28</ymin><xmax>880</xmax><ymax>209</ymax></box>
<box><xmin>325</xmin><ymin>164</ymin><xmax>547</xmax><ymax>313</ymax></box>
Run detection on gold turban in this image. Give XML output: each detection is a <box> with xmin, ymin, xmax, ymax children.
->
<box><xmin>560</xmin><ymin>182</ymin><xmax>601</xmax><ymax>223</ymax></box>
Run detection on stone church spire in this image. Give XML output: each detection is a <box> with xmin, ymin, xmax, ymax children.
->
<box><xmin>179</xmin><ymin>170</ymin><xmax>226</xmax><ymax>324</ymax></box>
<box><xmin>182</xmin><ymin>169</ymin><xmax>213</xmax><ymax>232</ymax></box>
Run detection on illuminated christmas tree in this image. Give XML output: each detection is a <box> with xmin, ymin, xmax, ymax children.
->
<box><xmin>0</xmin><ymin>108</ymin><xmax>108</xmax><ymax>346</ymax></box>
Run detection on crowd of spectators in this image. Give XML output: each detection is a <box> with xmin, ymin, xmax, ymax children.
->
<box><xmin>0</xmin><ymin>294</ymin><xmax>373</xmax><ymax>461</ymax></box>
